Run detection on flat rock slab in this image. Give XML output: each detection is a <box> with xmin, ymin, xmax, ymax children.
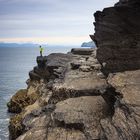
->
<box><xmin>46</xmin><ymin>53</ymin><xmax>72</xmax><ymax>69</ymax></box>
<box><xmin>71</xmin><ymin>48</ymin><xmax>94</xmax><ymax>55</ymax></box>
<box><xmin>53</xmin><ymin>70</ymin><xmax>107</xmax><ymax>97</ymax></box>
<box><xmin>53</xmin><ymin>96</ymin><xmax>110</xmax><ymax>139</ymax></box>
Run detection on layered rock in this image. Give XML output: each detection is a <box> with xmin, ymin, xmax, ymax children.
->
<box><xmin>91</xmin><ymin>0</ymin><xmax>140</xmax><ymax>74</ymax></box>
<box><xmin>90</xmin><ymin>1</ymin><xmax>140</xmax><ymax>139</ymax></box>
<box><xmin>100</xmin><ymin>70</ymin><xmax>140</xmax><ymax>139</ymax></box>
<box><xmin>29</xmin><ymin>54</ymin><xmax>72</xmax><ymax>80</ymax></box>
<box><xmin>7</xmin><ymin>0</ymin><xmax>140</xmax><ymax>139</ymax></box>
<box><xmin>8</xmin><ymin>47</ymin><xmax>140</xmax><ymax>140</ymax></box>
<box><xmin>8</xmin><ymin>48</ymin><xmax>111</xmax><ymax>140</ymax></box>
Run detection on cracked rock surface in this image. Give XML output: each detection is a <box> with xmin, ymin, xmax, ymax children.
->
<box><xmin>8</xmin><ymin>0</ymin><xmax>140</xmax><ymax>139</ymax></box>
<box><xmin>8</xmin><ymin>47</ymin><xmax>140</xmax><ymax>140</ymax></box>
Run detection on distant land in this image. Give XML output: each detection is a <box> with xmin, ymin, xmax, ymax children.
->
<box><xmin>0</xmin><ymin>43</ymin><xmax>80</xmax><ymax>48</ymax></box>
<box><xmin>81</xmin><ymin>41</ymin><xmax>96</xmax><ymax>48</ymax></box>
<box><xmin>0</xmin><ymin>43</ymin><xmax>47</xmax><ymax>47</ymax></box>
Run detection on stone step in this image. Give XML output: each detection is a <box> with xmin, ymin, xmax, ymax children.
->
<box><xmin>71</xmin><ymin>48</ymin><xmax>94</xmax><ymax>55</ymax></box>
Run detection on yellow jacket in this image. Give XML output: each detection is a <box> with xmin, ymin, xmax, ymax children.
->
<box><xmin>40</xmin><ymin>47</ymin><xmax>44</xmax><ymax>52</ymax></box>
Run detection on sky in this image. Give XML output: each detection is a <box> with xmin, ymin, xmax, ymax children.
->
<box><xmin>0</xmin><ymin>0</ymin><xmax>118</xmax><ymax>46</ymax></box>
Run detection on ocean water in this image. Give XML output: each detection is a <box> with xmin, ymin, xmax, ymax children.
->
<box><xmin>0</xmin><ymin>46</ymin><xmax>74</xmax><ymax>140</ymax></box>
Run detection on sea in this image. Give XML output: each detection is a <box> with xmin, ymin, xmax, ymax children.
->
<box><xmin>0</xmin><ymin>46</ymin><xmax>75</xmax><ymax>140</ymax></box>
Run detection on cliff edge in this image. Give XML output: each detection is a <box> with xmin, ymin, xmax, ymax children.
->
<box><xmin>8</xmin><ymin>0</ymin><xmax>140</xmax><ymax>139</ymax></box>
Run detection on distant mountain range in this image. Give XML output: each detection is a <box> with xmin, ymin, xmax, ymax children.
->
<box><xmin>81</xmin><ymin>41</ymin><xmax>96</xmax><ymax>48</ymax></box>
<box><xmin>0</xmin><ymin>43</ymin><xmax>46</xmax><ymax>47</ymax></box>
<box><xmin>0</xmin><ymin>42</ymin><xmax>96</xmax><ymax>48</ymax></box>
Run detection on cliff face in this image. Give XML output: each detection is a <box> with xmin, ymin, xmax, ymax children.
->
<box><xmin>91</xmin><ymin>0</ymin><xmax>140</xmax><ymax>74</ymax></box>
<box><xmin>9</xmin><ymin>49</ymin><xmax>112</xmax><ymax>140</ymax></box>
<box><xmin>8</xmin><ymin>0</ymin><xmax>140</xmax><ymax>139</ymax></box>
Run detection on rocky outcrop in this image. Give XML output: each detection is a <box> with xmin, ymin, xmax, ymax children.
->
<box><xmin>89</xmin><ymin>1</ymin><xmax>140</xmax><ymax>139</ymax></box>
<box><xmin>7</xmin><ymin>87</ymin><xmax>39</xmax><ymax>113</ymax></box>
<box><xmin>7</xmin><ymin>89</ymin><xmax>28</xmax><ymax>113</ymax></box>
<box><xmin>8</xmin><ymin>80</ymin><xmax>42</xmax><ymax>140</ymax></box>
<box><xmin>8</xmin><ymin>48</ymin><xmax>112</xmax><ymax>140</ymax></box>
<box><xmin>29</xmin><ymin>54</ymin><xmax>72</xmax><ymax>81</ymax></box>
<box><xmin>91</xmin><ymin>0</ymin><xmax>140</xmax><ymax>74</ymax></box>
<box><xmin>8</xmin><ymin>47</ymin><xmax>140</xmax><ymax>140</ymax></box>
<box><xmin>100</xmin><ymin>70</ymin><xmax>140</xmax><ymax>139</ymax></box>
<box><xmin>8</xmin><ymin>0</ymin><xmax>140</xmax><ymax>139</ymax></box>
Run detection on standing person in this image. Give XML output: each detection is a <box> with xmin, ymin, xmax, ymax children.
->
<box><xmin>39</xmin><ymin>45</ymin><xmax>44</xmax><ymax>56</ymax></box>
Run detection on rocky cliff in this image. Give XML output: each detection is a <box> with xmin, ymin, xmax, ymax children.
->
<box><xmin>90</xmin><ymin>0</ymin><xmax>140</xmax><ymax>75</ymax></box>
<box><xmin>8</xmin><ymin>0</ymin><xmax>140</xmax><ymax>140</ymax></box>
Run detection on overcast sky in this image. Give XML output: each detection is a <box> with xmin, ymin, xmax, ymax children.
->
<box><xmin>0</xmin><ymin>0</ymin><xmax>118</xmax><ymax>45</ymax></box>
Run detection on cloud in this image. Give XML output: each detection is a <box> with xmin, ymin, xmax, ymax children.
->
<box><xmin>0</xmin><ymin>0</ymin><xmax>118</xmax><ymax>45</ymax></box>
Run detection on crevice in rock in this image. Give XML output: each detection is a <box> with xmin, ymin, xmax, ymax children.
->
<box><xmin>48</xmin><ymin>89</ymin><xmax>103</xmax><ymax>104</ymax></box>
<box><xmin>54</xmin><ymin>120</ymin><xmax>84</xmax><ymax>132</ymax></box>
<box><xmin>102</xmin><ymin>86</ymin><xmax>123</xmax><ymax>117</ymax></box>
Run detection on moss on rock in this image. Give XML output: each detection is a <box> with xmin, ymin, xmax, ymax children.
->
<box><xmin>9</xmin><ymin>113</ymin><xmax>25</xmax><ymax>140</ymax></box>
<box><xmin>7</xmin><ymin>89</ymin><xmax>39</xmax><ymax>113</ymax></box>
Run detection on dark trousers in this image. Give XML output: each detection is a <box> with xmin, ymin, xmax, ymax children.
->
<box><xmin>40</xmin><ymin>51</ymin><xmax>42</xmax><ymax>56</ymax></box>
